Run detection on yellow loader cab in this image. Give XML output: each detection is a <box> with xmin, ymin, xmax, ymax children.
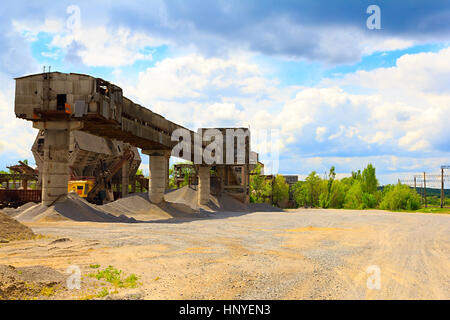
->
<box><xmin>68</xmin><ymin>180</ymin><xmax>94</xmax><ymax>198</ymax></box>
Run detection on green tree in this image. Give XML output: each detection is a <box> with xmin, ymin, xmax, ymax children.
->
<box><xmin>249</xmin><ymin>164</ymin><xmax>271</xmax><ymax>203</ymax></box>
<box><xmin>344</xmin><ymin>180</ymin><xmax>363</xmax><ymax>209</ymax></box>
<box><xmin>272</xmin><ymin>175</ymin><xmax>289</xmax><ymax>207</ymax></box>
<box><xmin>293</xmin><ymin>171</ymin><xmax>323</xmax><ymax>207</ymax></box>
<box><xmin>328</xmin><ymin>180</ymin><xmax>347</xmax><ymax>208</ymax></box>
<box><xmin>361</xmin><ymin>163</ymin><xmax>378</xmax><ymax>194</ymax></box>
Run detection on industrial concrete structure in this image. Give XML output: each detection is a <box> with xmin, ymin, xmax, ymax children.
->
<box><xmin>32</xmin><ymin>129</ymin><xmax>141</xmax><ymax>200</ymax></box>
<box><xmin>15</xmin><ymin>72</ymin><xmax>254</xmax><ymax>206</ymax></box>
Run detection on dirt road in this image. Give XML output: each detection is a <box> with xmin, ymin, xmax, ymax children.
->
<box><xmin>0</xmin><ymin>208</ymin><xmax>448</xmax><ymax>299</ymax></box>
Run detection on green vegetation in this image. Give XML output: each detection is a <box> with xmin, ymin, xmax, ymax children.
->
<box><xmin>379</xmin><ymin>183</ymin><xmax>421</xmax><ymax>211</ymax></box>
<box><xmin>290</xmin><ymin>163</ymin><xmax>426</xmax><ymax>211</ymax></box>
<box><xmin>272</xmin><ymin>175</ymin><xmax>289</xmax><ymax>206</ymax></box>
<box><xmin>250</xmin><ymin>162</ymin><xmax>444</xmax><ymax>213</ymax></box>
<box><xmin>249</xmin><ymin>164</ymin><xmax>272</xmax><ymax>203</ymax></box>
<box><xmin>249</xmin><ymin>164</ymin><xmax>290</xmax><ymax>206</ymax></box>
<box><xmin>88</xmin><ymin>265</ymin><xmax>140</xmax><ymax>288</ymax></box>
<box><xmin>168</xmin><ymin>161</ymin><xmax>194</xmax><ymax>189</ymax></box>
<box><xmin>414</xmin><ymin>207</ymin><xmax>450</xmax><ymax>214</ymax></box>
<box><xmin>96</xmin><ymin>287</ymin><xmax>109</xmax><ymax>298</ymax></box>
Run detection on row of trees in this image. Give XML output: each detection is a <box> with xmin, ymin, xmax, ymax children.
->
<box><xmin>249</xmin><ymin>163</ymin><xmax>423</xmax><ymax>211</ymax></box>
<box><xmin>292</xmin><ymin>164</ymin><xmax>421</xmax><ymax>210</ymax></box>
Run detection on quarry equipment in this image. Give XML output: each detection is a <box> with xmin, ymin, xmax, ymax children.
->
<box><xmin>86</xmin><ymin>147</ymin><xmax>135</xmax><ymax>204</ymax></box>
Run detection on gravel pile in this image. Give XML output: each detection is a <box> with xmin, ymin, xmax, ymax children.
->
<box><xmin>14</xmin><ymin>193</ymin><xmax>136</xmax><ymax>223</ymax></box>
<box><xmin>0</xmin><ymin>211</ymin><xmax>35</xmax><ymax>242</ymax></box>
<box><xmin>8</xmin><ymin>187</ymin><xmax>280</xmax><ymax>223</ymax></box>
<box><xmin>0</xmin><ymin>264</ymin><xmax>66</xmax><ymax>299</ymax></box>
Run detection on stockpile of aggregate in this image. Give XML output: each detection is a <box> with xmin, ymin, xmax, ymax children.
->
<box><xmin>0</xmin><ymin>210</ymin><xmax>35</xmax><ymax>241</ymax></box>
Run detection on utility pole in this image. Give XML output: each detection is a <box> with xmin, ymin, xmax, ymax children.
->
<box><xmin>423</xmin><ymin>172</ymin><xmax>427</xmax><ymax>208</ymax></box>
<box><xmin>414</xmin><ymin>176</ymin><xmax>416</xmax><ymax>192</ymax></box>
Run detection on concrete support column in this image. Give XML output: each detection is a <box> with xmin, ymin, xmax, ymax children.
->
<box><xmin>198</xmin><ymin>166</ymin><xmax>211</xmax><ymax>205</ymax></box>
<box><xmin>143</xmin><ymin>150</ymin><xmax>171</xmax><ymax>204</ymax></box>
<box><xmin>216</xmin><ymin>166</ymin><xmax>225</xmax><ymax>193</ymax></box>
<box><xmin>165</xmin><ymin>155</ymin><xmax>170</xmax><ymax>190</ymax></box>
<box><xmin>42</xmin><ymin>128</ymin><xmax>70</xmax><ymax>206</ymax></box>
<box><xmin>121</xmin><ymin>162</ymin><xmax>129</xmax><ymax>197</ymax></box>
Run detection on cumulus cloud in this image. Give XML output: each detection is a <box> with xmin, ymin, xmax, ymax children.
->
<box><xmin>106</xmin><ymin>0</ymin><xmax>450</xmax><ymax>64</ymax></box>
<box><xmin>119</xmin><ymin>47</ymin><xmax>450</xmax><ymax>180</ymax></box>
<box><xmin>120</xmin><ymin>53</ymin><xmax>294</xmax><ymax>130</ymax></box>
<box><xmin>13</xmin><ymin>17</ymin><xmax>163</xmax><ymax>67</ymax></box>
<box><xmin>0</xmin><ymin>79</ymin><xmax>37</xmax><ymax>162</ymax></box>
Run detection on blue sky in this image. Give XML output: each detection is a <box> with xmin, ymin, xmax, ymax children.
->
<box><xmin>0</xmin><ymin>1</ymin><xmax>449</xmax><ymax>185</ymax></box>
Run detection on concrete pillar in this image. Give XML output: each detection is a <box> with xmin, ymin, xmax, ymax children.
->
<box><xmin>198</xmin><ymin>166</ymin><xmax>210</xmax><ymax>205</ymax></box>
<box><xmin>217</xmin><ymin>166</ymin><xmax>225</xmax><ymax>193</ymax></box>
<box><xmin>142</xmin><ymin>150</ymin><xmax>171</xmax><ymax>204</ymax></box>
<box><xmin>165</xmin><ymin>155</ymin><xmax>170</xmax><ymax>190</ymax></box>
<box><xmin>121</xmin><ymin>162</ymin><xmax>129</xmax><ymax>197</ymax></box>
<box><xmin>42</xmin><ymin>128</ymin><xmax>70</xmax><ymax>206</ymax></box>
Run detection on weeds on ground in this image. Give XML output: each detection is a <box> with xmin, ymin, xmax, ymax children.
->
<box><xmin>415</xmin><ymin>207</ymin><xmax>450</xmax><ymax>214</ymax></box>
<box><xmin>96</xmin><ymin>287</ymin><xmax>109</xmax><ymax>298</ymax></box>
<box><xmin>40</xmin><ymin>286</ymin><xmax>56</xmax><ymax>297</ymax></box>
<box><xmin>88</xmin><ymin>265</ymin><xmax>140</xmax><ymax>288</ymax></box>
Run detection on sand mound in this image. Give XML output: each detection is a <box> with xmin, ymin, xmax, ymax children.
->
<box><xmin>0</xmin><ymin>211</ymin><xmax>35</xmax><ymax>241</ymax></box>
<box><xmin>0</xmin><ymin>264</ymin><xmax>65</xmax><ymax>299</ymax></box>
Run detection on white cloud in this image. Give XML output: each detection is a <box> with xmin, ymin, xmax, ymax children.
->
<box><xmin>13</xmin><ymin>19</ymin><xmax>163</xmax><ymax>67</ymax></box>
<box><xmin>315</xmin><ymin>127</ymin><xmax>327</xmax><ymax>142</ymax></box>
<box><xmin>0</xmin><ymin>78</ymin><xmax>37</xmax><ymax>162</ymax></box>
<box><xmin>121</xmin><ymin>48</ymin><xmax>450</xmax><ymax>174</ymax></box>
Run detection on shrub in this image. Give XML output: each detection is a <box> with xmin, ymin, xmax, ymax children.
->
<box><xmin>273</xmin><ymin>175</ymin><xmax>290</xmax><ymax>206</ymax></box>
<box><xmin>379</xmin><ymin>183</ymin><xmax>421</xmax><ymax>210</ymax></box>
<box><xmin>362</xmin><ymin>192</ymin><xmax>377</xmax><ymax>209</ymax></box>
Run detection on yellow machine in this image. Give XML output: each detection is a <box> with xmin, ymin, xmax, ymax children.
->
<box><xmin>68</xmin><ymin>180</ymin><xmax>94</xmax><ymax>198</ymax></box>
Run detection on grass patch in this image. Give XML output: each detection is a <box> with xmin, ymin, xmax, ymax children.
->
<box><xmin>96</xmin><ymin>288</ymin><xmax>109</xmax><ymax>298</ymax></box>
<box><xmin>89</xmin><ymin>264</ymin><xmax>100</xmax><ymax>269</ymax></box>
<box><xmin>88</xmin><ymin>265</ymin><xmax>140</xmax><ymax>288</ymax></box>
<box><xmin>415</xmin><ymin>207</ymin><xmax>450</xmax><ymax>214</ymax></box>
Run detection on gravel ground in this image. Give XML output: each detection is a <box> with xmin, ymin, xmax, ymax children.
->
<box><xmin>0</xmin><ymin>208</ymin><xmax>448</xmax><ymax>299</ymax></box>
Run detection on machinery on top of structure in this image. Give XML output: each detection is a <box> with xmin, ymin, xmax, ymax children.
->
<box><xmin>14</xmin><ymin>71</ymin><xmax>255</xmax><ymax>206</ymax></box>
